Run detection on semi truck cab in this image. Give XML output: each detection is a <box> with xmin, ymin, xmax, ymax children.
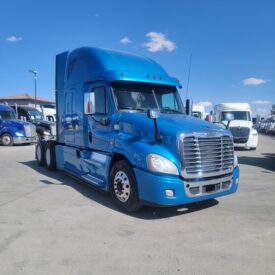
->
<box><xmin>0</xmin><ymin>104</ymin><xmax>36</xmax><ymax>146</ymax></box>
<box><xmin>12</xmin><ymin>105</ymin><xmax>56</xmax><ymax>140</ymax></box>
<box><xmin>36</xmin><ymin>47</ymin><xmax>239</xmax><ymax>212</ymax></box>
<box><xmin>213</xmin><ymin>103</ymin><xmax>258</xmax><ymax>150</ymax></box>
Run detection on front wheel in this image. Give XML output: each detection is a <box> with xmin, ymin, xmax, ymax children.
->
<box><xmin>1</xmin><ymin>133</ymin><xmax>14</xmax><ymax>146</ymax></box>
<box><xmin>110</xmin><ymin>160</ymin><xmax>141</xmax><ymax>213</ymax></box>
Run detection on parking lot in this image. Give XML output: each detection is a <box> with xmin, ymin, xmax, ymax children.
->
<box><xmin>0</xmin><ymin>134</ymin><xmax>274</xmax><ymax>275</ymax></box>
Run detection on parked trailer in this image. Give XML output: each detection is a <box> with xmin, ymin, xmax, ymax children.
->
<box><xmin>36</xmin><ymin>47</ymin><xmax>239</xmax><ymax>212</ymax></box>
<box><xmin>0</xmin><ymin>104</ymin><xmax>36</xmax><ymax>146</ymax></box>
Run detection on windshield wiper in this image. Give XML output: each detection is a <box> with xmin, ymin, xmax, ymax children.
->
<box><xmin>161</xmin><ymin>107</ymin><xmax>183</xmax><ymax>114</ymax></box>
<box><xmin>120</xmin><ymin>107</ymin><xmax>147</xmax><ymax>112</ymax></box>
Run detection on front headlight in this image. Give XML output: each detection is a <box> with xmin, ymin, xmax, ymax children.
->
<box><xmin>251</xmin><ymin>129</ymin><xmax>258</xmax><ymax>136</ymax></box>
<box><xmin>234</xmin><ymin>152</ymin><xmax>238</xmax><ymax>167</ymax></box>
<box><xmin>15</xmin><ymin>132</ymin><xmax>24</xmax><ymax>137</ymax></box>
<box><xmin>147</xmin><ymin>154</ymin><xmax>179</xmax><ymax>175</ymax></box>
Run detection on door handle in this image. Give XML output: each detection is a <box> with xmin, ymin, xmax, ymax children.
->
<box><xmin>88</xmin><ymin>131</ymin><xmax>92</xmax><ymax>143</ymax></box>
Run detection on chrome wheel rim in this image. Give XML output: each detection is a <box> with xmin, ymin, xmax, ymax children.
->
<box><xmin>2</xmin><ymin>135</ymin><xmax>11</xmax><ymax>145</ymax></box>
<box><xmin>45</xmin><ymin>148</ymin><xmax>51</xmax><ymax>166</ymax></box>
<box><xmin>114</xmin><ymin>171</ymin><xmax>131</xmax><ymax>202</ymax></box>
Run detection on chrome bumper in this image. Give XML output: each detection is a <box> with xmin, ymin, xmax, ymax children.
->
<box><xmin>13</xmin><ymin>136</ymin><xmax>37</xmax><ymax>144</ymax></box>
<box><xmin>184</xmin><ymin>174</ymin><xmax>233</xmax><ymax>198</ymax></box>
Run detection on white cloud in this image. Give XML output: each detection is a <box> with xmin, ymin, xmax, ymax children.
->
<box><xmin>5</xmin><ymin>35</ymin><xmax>22</xmax><ymax>42</ymax></box>
<box><xmin>242</xmin><ymin>77</ymin><xmax>270</xmax><ymax>86</ymax></box>
<box><xmin>120</xmin><ymin>36</ymin><xmax>132</xmax><ymax>45</ymax></box>
<box><xmin>251</xmin><ymin>100</ymin><xmax>271</xmax><ymax>105</ymax></box>
<box><xmin>143</xmin><ymin>32</ymin><xmax>176</xmax><ymax>52</ymax></box>
<box><xmin>196</xmin><ymin>101</ymin><xmax>213</xmax><ymax>108</ymax></box>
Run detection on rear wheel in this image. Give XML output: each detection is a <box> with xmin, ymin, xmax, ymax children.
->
<box><xmin>1</xmin><ymin>133</ymin><xmax>13</xmax><ymax>146</ymax></box>
<box><xmin>45</xmin><ymin>141</ymin><xmax>57</xmax><ymax>171</ymax></box>
<box><xmin>110</xmin><ymin>160</ymin><xmax>141</xmax><ymax>213</ymax></box>
<box><xmin>36</xmin><ymin>141</ymin><xmax>46</xmax><ymax>166</ymax></box>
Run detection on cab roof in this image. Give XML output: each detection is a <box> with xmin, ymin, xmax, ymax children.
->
<box><xmin>60</xmin><ymin>47</ymin><xmax>181</xmax><ymax>88</ymax></box>
<box><xmin>0</xmin><ymin>104</ymin><xmax>13</xmax><ymax>111</ymax></box>
<box><xmin>214</xmin><ymin>103</ymin><xmax>251</xmax><ymax>111</ymax></box>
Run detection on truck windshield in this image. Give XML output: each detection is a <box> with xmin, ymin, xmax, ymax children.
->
<box><xmin>28</xmin><ymin>110</ymin><xmax>43</xmax><ymax>121</ymax></box>
<box><xmin>112</xmin><ymin>82</ymin><xmax>184</xmax><ymax>114</ymax></box>
<box><xmin>0</xmin><ymin>110</ymin><xmax>16</xmax><ymax>120</ymax></box>
<box><xmin>221</xmin><ymin>111</ymin><xmax>251</xmax><ymax>121</ymax></box>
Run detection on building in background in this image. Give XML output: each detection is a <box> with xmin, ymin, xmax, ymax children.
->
<box><xmin>0</xmin><ymin>93</ymin><xmax>55</xmax><ymax>107</ymax></box>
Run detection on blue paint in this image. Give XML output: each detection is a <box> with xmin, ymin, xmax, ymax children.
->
<box><xmin>54</xmin><ymin>47</ymin><xmax>239</xmax><ymax>207</ymax></box>
<box><xmin>0</xmin><ymin>104</ymin><xmax>36</xmax><ymax>144</ymax></box>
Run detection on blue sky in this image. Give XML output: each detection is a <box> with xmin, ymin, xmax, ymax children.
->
<box><xmin>0</xmin><ymin>0</ymin><xmax>274</xmax><ymax>117</ymax></box>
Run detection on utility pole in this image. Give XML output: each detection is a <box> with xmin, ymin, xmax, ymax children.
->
<box><xmin>29</xmin><ymin>69</ymin><xmax>38</xmax><ymax>108</ymax></box>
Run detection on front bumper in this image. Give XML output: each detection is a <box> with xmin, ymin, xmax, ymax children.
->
<box><xmin>234</xmin><ymin>135</ymin><xmax>258</xmax><ymax>148</ymax></box>
<box><xmin>134</xmin><ymin>167</ymin><xmax>239</xmax><ymax>206</ymax></box>
<box><xmin>13</xmin><ymin>136</ymin><xmax>37</xmax><ymax>144</ymax></box>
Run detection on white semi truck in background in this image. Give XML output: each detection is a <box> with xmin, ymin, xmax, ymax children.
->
<box><xmin>192</xmin><ymin>104</ymin><xmax>206</xmax><ymax>120</ymax></box>
<box><xmin>37</xmin><ymin>105</ymin><xmax>56</xmax><ymax>122</ymax></box>
<box><xmin>213</xmin><ymin>103</ymin><xmax>258</xmax><ymax>150</ymax></box>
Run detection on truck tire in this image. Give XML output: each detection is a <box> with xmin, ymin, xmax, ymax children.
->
<box><xmin>110</xmin><ymin>160</ymin><xmax>141</xmax><ymax>213</ymax></box>
<box><xmin>1</xmin><ymin>133</ymin><xmax>14</xmax><ymax>146</ymax></box>
<box><xmin>36</xmin><ymin>141</ymin><xmax>46</xmax><ymax>166</ymax></box>
<box><xmin>45</xmin><ymin>141</ymin><xmax>57</xmax><ymax>171</ymax></box>
<box><xmin>251</xmin><ymin>147</ymin><xmax>257</xmax><ymax>150</ymax></box>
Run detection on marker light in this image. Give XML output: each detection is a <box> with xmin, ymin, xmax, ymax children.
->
<box><xmin>165</xmin><ymin>189</ymin><xmax>174</xmax><ymax>197</ymax></box>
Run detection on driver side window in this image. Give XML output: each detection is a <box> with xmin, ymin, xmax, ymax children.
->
<box><xmin>92</xmin><ymin>86</ymin><xmax>109</xmax><ymax>114</ymax></box>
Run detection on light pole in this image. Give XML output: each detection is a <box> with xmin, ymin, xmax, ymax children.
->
<box><xmin>29</xmin><ymin>69</ymin><xmax>38</xmax><ymax>108</ymax></box>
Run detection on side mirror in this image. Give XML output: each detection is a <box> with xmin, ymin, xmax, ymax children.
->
<box><xmin>185</xmin><ymin>99</ymin><xmax>193</xmax><ymax>115</ymax></box>
<box><xmin>84</xmin><ymin>92</ymin><xmax>95</xmax><ymax>115</ymax></box>
<box><xmin>224</xmin><ymin>113</ymin><xmax>234</xmax><ymax>129</ymax></box>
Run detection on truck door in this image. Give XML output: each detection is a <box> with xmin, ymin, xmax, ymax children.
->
<box><xmin>63</xmin><ymin>89</ymin><xmax>75</xmax><ymax>145</ymax></box>
<box><xmin>87</xmin><ymin>83</ymin><xmax>112</xmax><ymax>152</ymax></box>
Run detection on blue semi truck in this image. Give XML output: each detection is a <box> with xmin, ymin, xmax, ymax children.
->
<box><xmin>36</xmin><ymin>47</ymin><xmax>239</xmax><ymax>212</ymax></box>
<box><xmin>0</xmin><ymin>104</ymin><xmax>37</xmax><ymax>145</ymax></box>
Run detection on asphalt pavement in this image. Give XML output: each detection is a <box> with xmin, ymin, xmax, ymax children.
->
<box><xmin>0</xmin><ymin>134</ymin><xmax>274</xmax><ymax>275</ymax></box>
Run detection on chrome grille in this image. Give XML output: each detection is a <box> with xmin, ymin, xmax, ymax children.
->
<box><xmin>179</xmin><ymin>135</ymin><xmax>234</xmax><ymax>178</ymax></box>
<box><xmin>24</xmin><ymin>124</ymin><xmax>36</xmax><ymax>137</ymax></box>
<box><xmin>229</xmin><ymin>127</ymin><xmax>250</xmax><ymax>138</ymax></box>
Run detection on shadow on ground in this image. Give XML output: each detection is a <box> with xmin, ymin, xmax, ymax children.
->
<box><xmin>20</xmin><ymin>160</ymin><xmax>219</xmax><ymax>220</ymax></box>
<box><xmin>238</xmin><ymin>153</ymin><xmax>275</xmax><ymax>173</ymax></box>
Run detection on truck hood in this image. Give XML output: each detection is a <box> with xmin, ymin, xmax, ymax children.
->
<box><xmin>227</xmin><ymin>120</ymin><xmax>252</xmax><ymax>128</ymax></box>
<box><xmin>2</xmin><ymin>119</ymin><xmax>31</xmax><ymax>128</ymax></box>
<box><xmin>118</xmin><ymin>112</ymin><xmax>230</xmax><ymax>141</ymax></box>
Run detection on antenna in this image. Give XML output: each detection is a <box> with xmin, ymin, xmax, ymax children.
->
<box><xmin>185</xmin><ymin>53</ymin><xmax>193</xmax><ymax>100</ymax></box>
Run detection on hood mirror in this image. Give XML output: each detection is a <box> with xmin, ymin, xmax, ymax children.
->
<box><xmin>224</xmin><ymin>113</ymin><xmax>235</xmax><ymax>129</ymax></box>
<box><xmin>147</xmin><ymin>109</ymin><xmax>159</xmax><ymax>120</ymax></box>
<box><xmin>147</xmin><ymin>109</ymin><xmax>161</xmax><ymax>143</ymax></box>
